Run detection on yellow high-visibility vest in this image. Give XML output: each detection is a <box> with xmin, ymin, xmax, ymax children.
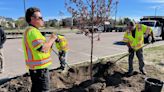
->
<box><xmin>55</xmin><ymin>35</ymin><xmax>69</xmax><ymax>52</ymax></box>
<box><xmin>123</xmin><ymin>24</ymin><xmax>152</xmax><ymax>50</ymax></box>
<box><xmin>22</xmin><ymin>26</ymin><xmax>52</xmax><ymax>70</ymax></box>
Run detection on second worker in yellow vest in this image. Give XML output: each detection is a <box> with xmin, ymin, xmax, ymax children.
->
<box><xmin>55</xmin><ymin>34</ymin><xmax>69</xmax><ymax>70</ymax></box>
<box><xmin>123</xmin><ymin>21</ymin><xmax>154</xmax><ymax>76</ymax></box>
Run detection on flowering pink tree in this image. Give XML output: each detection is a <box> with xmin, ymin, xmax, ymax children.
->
<box><xmin>65</xmin><ymin>0</ymin><xmax>118</xmax><ymax>80</ymax></box>
<box><xmin>65</xmin><ymin>0</ymin><xmax>114</xmax><ymax>27</ymax></box>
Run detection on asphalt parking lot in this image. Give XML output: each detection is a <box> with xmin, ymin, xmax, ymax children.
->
<box><xmin>1</xmin><ymin>32</ymin><xmax>164</xmax><ymax>80</ymax></box>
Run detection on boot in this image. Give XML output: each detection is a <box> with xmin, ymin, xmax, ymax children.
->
<box><xmin>127</xmin><ymin>71</ymin><xmax>133</xmax><ymax>76</ymax></box>
<box><xmin>140</xmin><ymin>70</ymin><xmax>147</xmax><ymax>75</ymax></box>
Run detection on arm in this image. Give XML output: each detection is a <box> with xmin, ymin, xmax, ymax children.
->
<box><xmin>143</xmin><ymin>25</ymin><xmax>155</xmax><ymax>43</ymax></box>
<box><xmin>142</xmin><ymin>24</ymin><xmax>152</xmax><ymax>37</ymax></box>
<box><xmin>123</xmin><ymin>31</ymin><xmax>130</xmax><ymax>48</ymax></box>
<box><xmin>30</xmin><ymin>32</ymin><xmax>57</xmax><ymax>53</ymax></box>
<box><xmin>126</xmin><ymin>42</ymin><xmax>131</xmax><ymax>48</ymax></box>
<box><xmin>150</xmin><ymin>30</ymin><xmax>154</xmax><ymax>38</ymax></box>
<box><xmin>41</xmin><ymin>33</ymin><xmax>57</xmax><ymax>52</ymax></box>
<box><xmin>0</xmin><ymin>29</ymin><xmax>6</xmax><ymax>45</ymax></box>
<box><xmin>150</xmin><ymin>30</ymin><xmax>155</xmax><ymax>43</ymax></box>
<box><xmin>123</xmin><ymin>31</ymin><xmax>133</xmax><ymax>52</ymax></box>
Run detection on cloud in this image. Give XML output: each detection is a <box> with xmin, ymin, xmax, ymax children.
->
<box><xmin>128</xmin><ymin>16</ymin><xmax>141</xmax><ymax>22</ymax></box>
<box><xmin>44</xmin><ymin>15</ymin><xmax>71</xmax><ymax>21</ymax></box>
<box><xmin>142</xmin><ymin>0</ymin><xmax>164</xmax><ymax>3</ymax></box>
<box><xmin>44</xmin><ymin>16</ymin><xmax>56</xmax><ymax>21</ymax></box>
<box><xmin>149</xmin><ymin>6</ymin><xmax>162</xmax><ymax>9</ymax></box>
<box><xmin>117</xmin><ymin>16</ymin><xmax>141</xmax><ymax>22</ymax></box>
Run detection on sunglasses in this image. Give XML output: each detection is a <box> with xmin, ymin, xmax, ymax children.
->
<box><xmin>32</xmin><ymin>16</ymin><xmax>43</xmax><ymax>20</ymax></box>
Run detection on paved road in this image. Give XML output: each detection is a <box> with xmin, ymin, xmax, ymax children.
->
<box><xmin>1</xmin><ymin>32</ymin><xmax>164</xmax><ymax>80</ymax></box>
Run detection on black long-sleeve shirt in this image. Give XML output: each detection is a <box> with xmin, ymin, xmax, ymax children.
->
<box><xmin>0</xmin><ymin>28</ymin><xmax>6</xmax><ymax>49</ymax></box>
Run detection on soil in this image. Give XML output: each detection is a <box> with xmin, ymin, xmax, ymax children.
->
<box><xmin>0</xmin><ymin>46</ymin><xmax>164</xmax><ymax>92</ymax></box>
<box><xmin>0</xmin><ymin>61</ymin><xmax>163</xmax><ymax>92</ymax></box>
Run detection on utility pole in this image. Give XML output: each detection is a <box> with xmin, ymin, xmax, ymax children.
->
<box><xmin>107</xmin><ymin>0</ymin><xmax>112</xmax><ymax>20</ymax></box>
<box><xmin>155</xmin><ymin>7</ymin><xmax>157</xmax><ymax>16</ymax></box>
<box><xmin>114</xmin><ymin>0</ymin><xmax>118</xmax><ymax>27</ymax></box>
<box><xmin>23</xmin><ymin>0</ymin><xmax>26</xmax><ymax>14</ymax></box>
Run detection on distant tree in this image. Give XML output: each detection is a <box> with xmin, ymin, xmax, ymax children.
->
<box><xmin>45</xmin><ymin>19</ymin><xmax>58</xmax><ymax>28</ymax></box>
<box><xmin>15</xmin><ymin>17</ymin><xmax>27</xmax><ymax>30</ymax></box>
<box><xmin>65</xmin><ymin>0</ymin><xmax>117</xmax><ymax>80</ymax></box>
<box><xmin>73</xmin><ymin>18</ymin><xmax>78</xmax><ymax>26</ymax></box>
<box><xmin>118</xmin><ymin>18</ymin><xmax>123</xmax><ymax>25</ymax></box>
<box><xmin>66</xmin><ymin>0</ymin><xmax>114</xmax><ymax>28</ymax></box>
<box><xmin>44</xmin><ymin>21</ymin><xmax>50</xmax><ymax>27</ymax></box>
<box><xmin>123</xmin><ymin>17</ymin><xmax>131</xmax><ymax>25</ymax></box>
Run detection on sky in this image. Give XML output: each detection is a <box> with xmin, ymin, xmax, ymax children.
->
<box><xmin>0</xmin><ymin>0</ymin><xmax>164</xmax><ymax>21</ymax></box>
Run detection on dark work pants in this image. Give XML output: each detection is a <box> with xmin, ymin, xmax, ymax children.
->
<box><xmin>0</xmin><ymin>49</ymin><xmax>4</xmax><ymax>71</ymax></box>
<box><xmin>128</xmin><ymin>48</ymin><xmax>144</xmax><ymax>72</ymax></box>
<box><xmin>29</xmin><ymin>68</ymin><xmax>50</xmax><ymax>92</ymax></box>
<box><xmin>58</xmin><ymin>50</ymin><xmax>66</xmax><ymax>68</ymax></box>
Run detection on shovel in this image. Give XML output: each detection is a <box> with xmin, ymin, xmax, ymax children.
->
<box><xmin>110</xmin><ymin>44</ymin><xmax>150</xmax><ymax>65</ymax></box>
<box><xmin>52</xmin><ymin>48</ymin><xmax>75</xmax><ymax>73</ymax></box>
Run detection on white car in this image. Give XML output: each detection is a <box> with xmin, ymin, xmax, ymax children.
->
<box><xmin>139</xmin><ymin>20</ymin><xmax>163</xmax><ymax>43</ymax></box>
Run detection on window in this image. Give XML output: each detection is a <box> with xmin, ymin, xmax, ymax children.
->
<box><xmin>139</xmin><ymin>21</ymin><xmax>155</xmax><ymax>27</ymax></box>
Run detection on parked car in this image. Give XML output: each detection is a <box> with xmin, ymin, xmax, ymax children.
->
<box><xmin>140</xmin><ymin>16</ymin><xmax>164</xmax><ymax>43</ymax></box>
<box><xmin>139</xmin><ymin>20</ymin><xmax>164</xmax><ymax>43</ymax></box>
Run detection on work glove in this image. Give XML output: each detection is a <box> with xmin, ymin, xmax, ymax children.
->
<box><xmin>151</xmin><ymin>37</ymin><xmax>155</xmax><ymax>43</ymax></box>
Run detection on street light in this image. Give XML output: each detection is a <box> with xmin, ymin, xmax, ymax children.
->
<box><xmin>155</xmin><ymin>7</ymin><xmax>157</xmax><ymax>16</ymax></box>
<box><xmin>154</xmin><ymin>6</ymin><xmax>160</xmax><ymax>16</ymax></box>
<box><xmin>114</xmin><ymin>0</ymin><xmax>119</xmax><ymax>26</ymax></box>
<box><xmin>23</xmin><ymin>0</ymin><xmax>26</xmax><ymax>14</ymax></box>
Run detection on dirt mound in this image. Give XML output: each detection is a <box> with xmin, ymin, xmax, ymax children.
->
<box><xmin>0</xmin><ymin>61</ymin><xmax>163</xmax><ymax>92</ymax></box>
<box><xmin>0</xmin><ymin>74</ymin><xmax>31</xmax><ymax>92</ymax></box>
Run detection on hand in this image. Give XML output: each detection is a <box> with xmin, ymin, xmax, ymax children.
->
<box><xmin>50</xmin><ymin>33</ymin><xmax>57</xmax><ymax>40</ymax></box>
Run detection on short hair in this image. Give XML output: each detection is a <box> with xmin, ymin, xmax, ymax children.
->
<box><xmin>25</xmin><ymin>7</ymin><xmax>40</xmax><ymax>24</ymax></box>
<box><xmin>127</xmin><ymin>21</ymin><xmax>135</xmax><ymax>27</ymax></box>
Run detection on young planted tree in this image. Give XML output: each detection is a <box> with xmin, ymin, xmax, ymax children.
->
<box><xmin>65</xmin><ymin>0</ymin><xmax>118</xmax><ymax>80</ymax></box>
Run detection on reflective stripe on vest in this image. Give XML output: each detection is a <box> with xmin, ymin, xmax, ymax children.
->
<box><xmin>26</xmin><ymin>56</ymin><xmax>51</xmax><ymax>66</ymax></box>
<box><xmin>24</xmin><ymin>28</ymin><xmax>51</xmax><ymax>69</ymax></box>
<box><xmin>24</xmin><ymin>28</ymin><xmax>33</xmax><ymax>60</ymax></box>
<box><xmin>123</xmin><ymin>24</ymin><xmax>145</xmax><ymax>50</ymax></box>
<box><xmin>32</xmin><ymin>39</ymin><xmax>44</xmax><ymax>47</ymax></box>
<box><xmin>138</xmin><ymin>24</ymin><xmax>142</xmax><ymax>31</ymax></box>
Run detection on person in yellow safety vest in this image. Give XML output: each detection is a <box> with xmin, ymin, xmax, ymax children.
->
<box><xmin>123</xmin><ymin>21</ymin><xmax>155</xmax><ymax>76</ymax></box>
<box><xmin>55</xmin><ymin>34</ymin><xmax>69</xmax><ymax>70</ymax></box>
<box><xmin>22</xmin><ymin>7</ymin><xmax>57</xmax><ymax>92</ymax></box>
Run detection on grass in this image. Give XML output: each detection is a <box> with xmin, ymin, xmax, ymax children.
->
<box><xmin>90</xmin><ymin>45</ymin><xmax>164</xmax><ymax>80</ymax></box>
<box><xmin>73</xmin><ymin>45</ymin><xmax>164</xmax><ymax>81</ymax></box>
<box><xmin>144</xmin><ymin>46</ymin><xmax>164</xmax><ymax>64</ymax></box>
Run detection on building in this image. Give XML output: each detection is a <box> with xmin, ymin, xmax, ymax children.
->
<box><xmin>62</xmin><ymin>17</ymin><xmax>73</xmax><ymax>27</ymax></box>
<box><xmin>0</xmin><ymin>16</ymin><xmax>15</xmax><ymax>29</ymax></box>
